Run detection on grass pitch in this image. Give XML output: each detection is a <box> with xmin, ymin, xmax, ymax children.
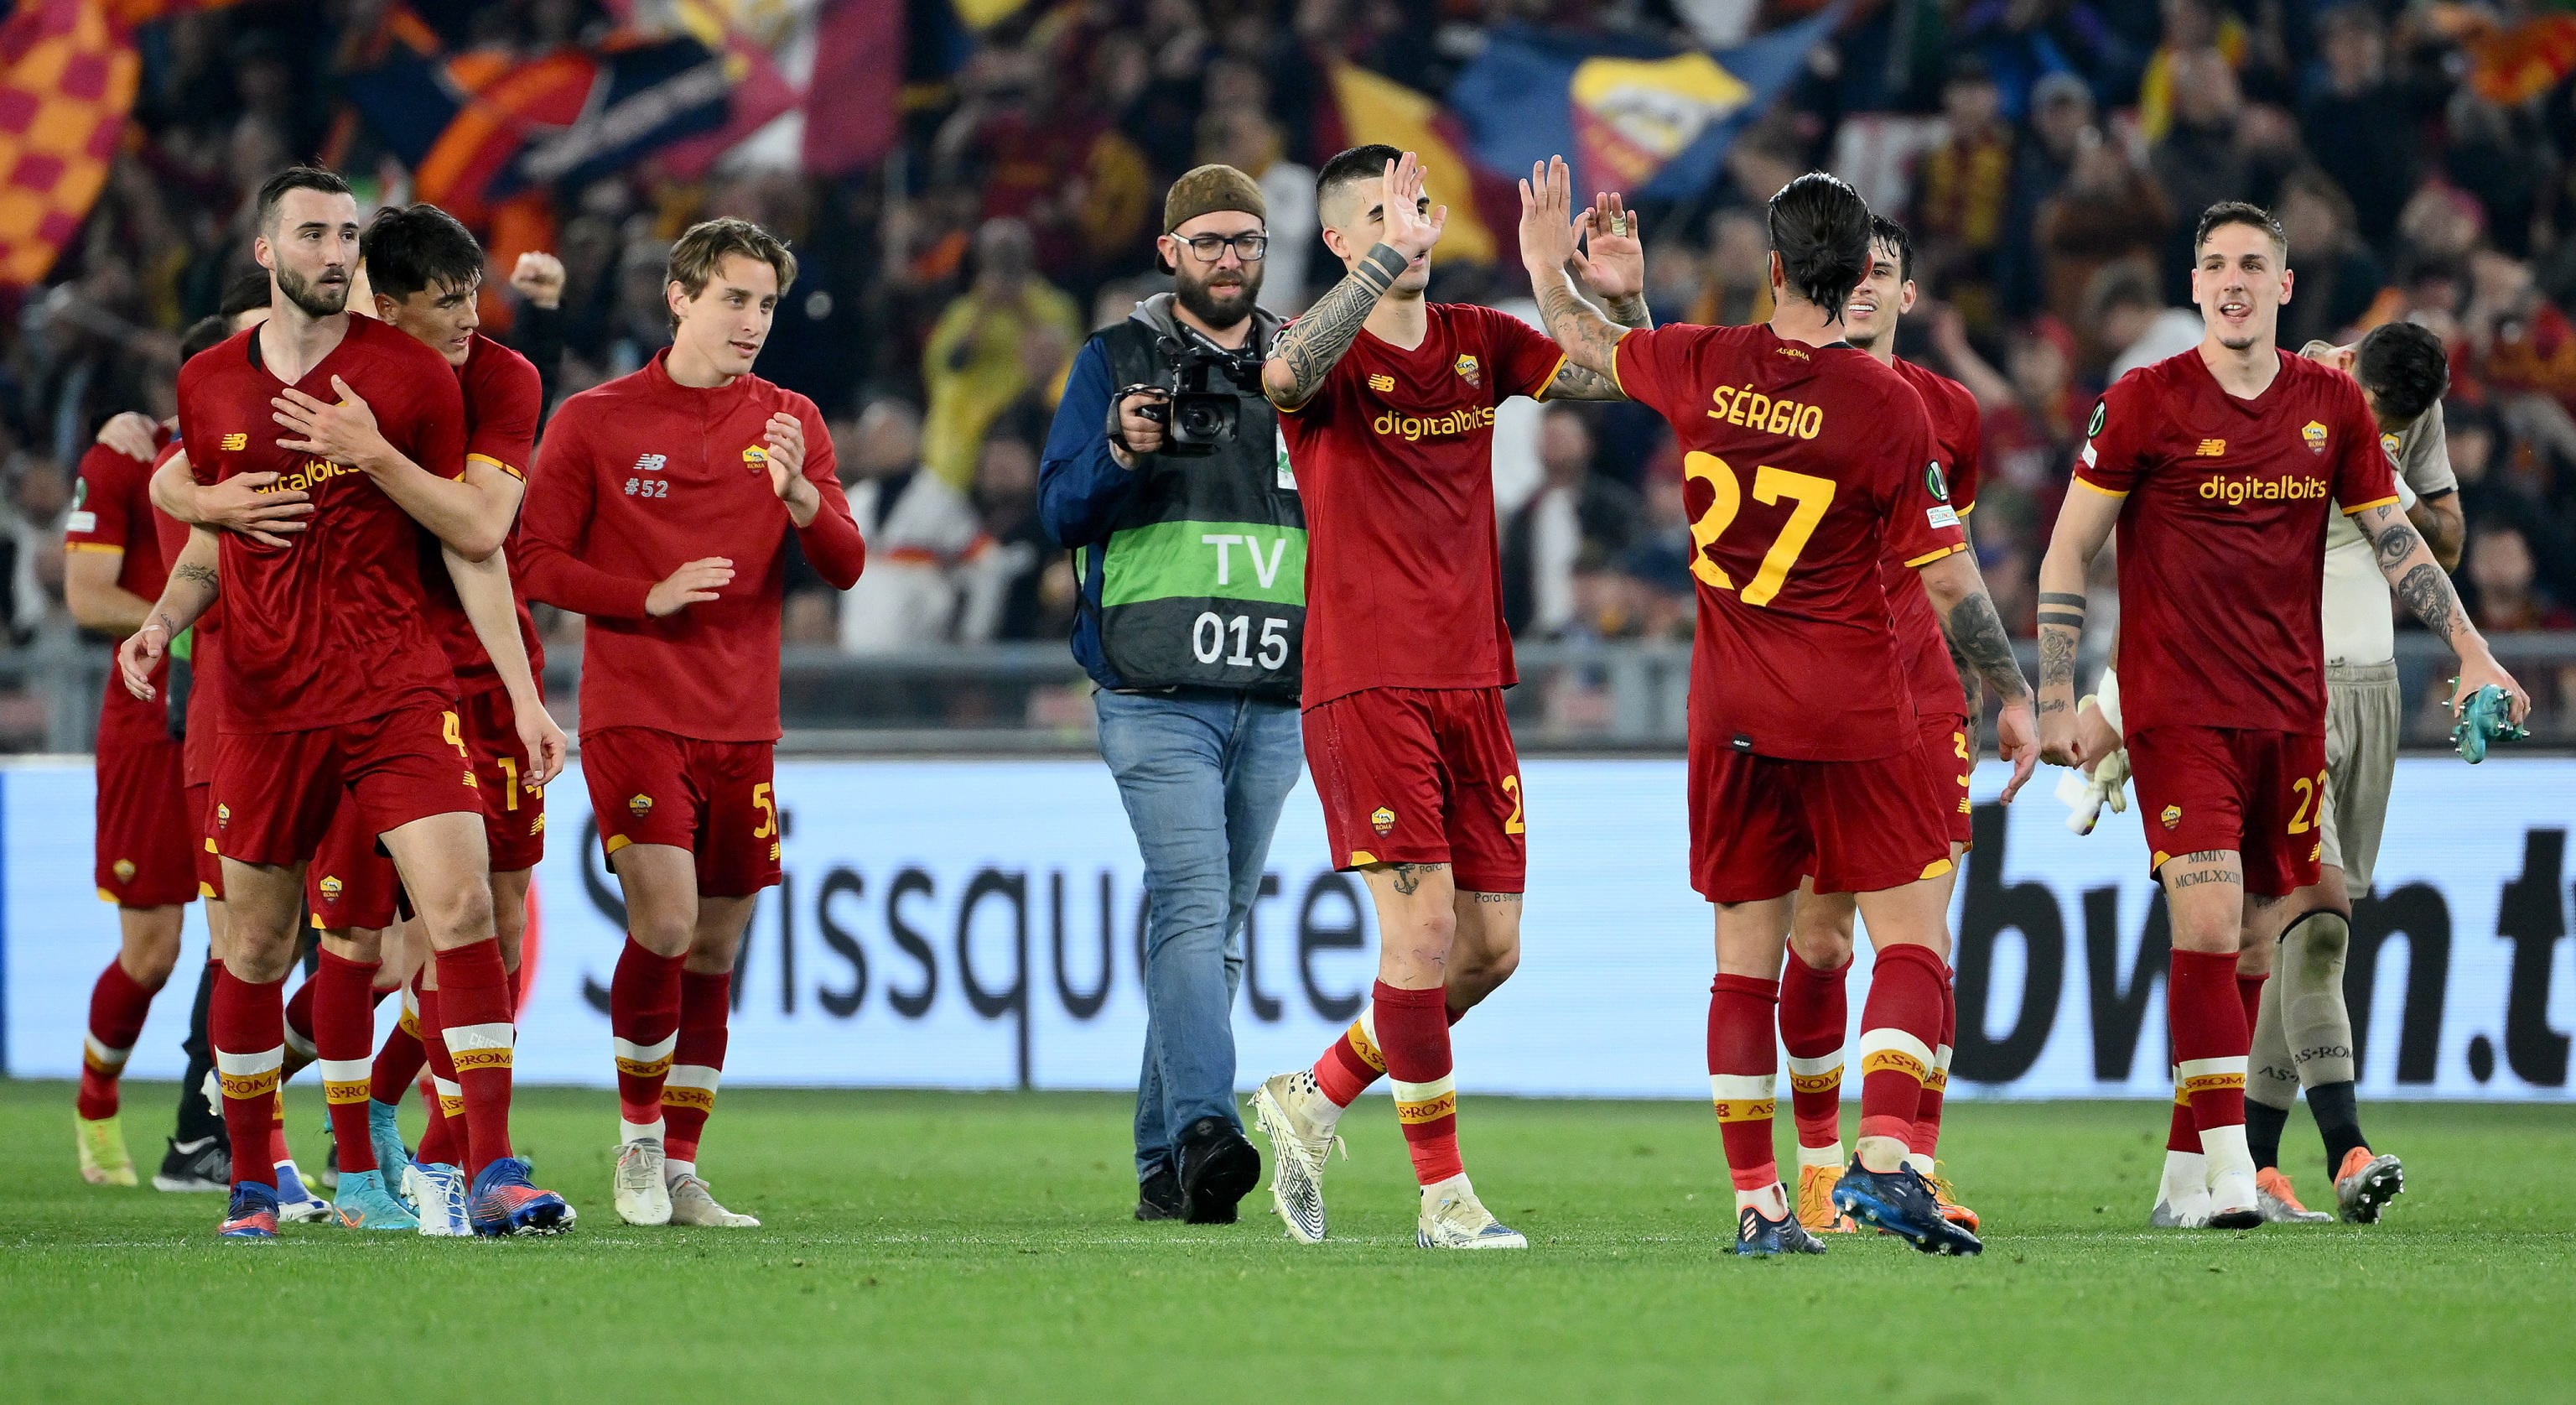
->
<box><xmin>2</xmin><ymin>1081</ymin><xmax>2570</xmax><ymax>1402</ymax></box>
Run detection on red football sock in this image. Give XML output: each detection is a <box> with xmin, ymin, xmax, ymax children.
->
<box><xmin>1374</xmin><ymin>981</ymin><xmax>1463</xmax><ymax>1186</ymax></box>
<box><xmin>369</xmin><ymin>975</ymin><xmax>427</xmax><ymax>1105</ymax></box>
<box><xmin>611</xmin><ymin>937</ymin><xmax>684</xmax><ymax>1130</ymax></box>
<box><xmin>1909</xmin><ymin>970</ymin><xmax>1957</xmax><ymax>1158</ymax></box>
<box><xmin>210</xmin><ymin>967</ymin><xmax>284</xmax><ymax>1190</ymax></box>
<box><xmin>2236</xmin><ymin>972</ymin><xmax>2267</xmax><ymax>1040</ymax></box>
<box><xmin>1311</xmin><ymin>1009</ymin><xmax>1387</xmax><ymax>1108</ymax></box>
<box><xmin>506</xmin><ymin>960</ymin><xmax>524</xmax><ymax>1018</ymax></box>
<box><xmin>311</xmin><ymin>950</ymin><xmax>380</xmax><ymax>1175</ymax></box>
<box><xmin>1707</xmin><ymin>973</ymin><xmax>1781</xmax><ymax>1191</ymax></box>
<box><xmin>282</xmin><ymin>973</ymin><xmax>317</xmax><ymax>1078</ymax></box>
<box><xmin>415</xmin><ymin>983</ymin><xmax>463</xmax><ymax>1167</ymax></box>
<box><xmin>77</xmin><ymin>958</ymin><xmax>165</xmax><ymax>1121</ymax></box>
<box><xmin>662</xmin><ymin>970</ymin><xmax>731</xmax><ymax>1163</ymax></box>
<box><xmin>1857</xmin><ymin>943</ymin><xmax>1946</xmax><ymax>1147</ymax></box>
<box><xmin>2171</xmin><ymin>950</ymin><xmax>2248</xmax><ymax>1137</ymax></box>
<box><xmin>438</xmin><ymin>939</ymin><xmax>517</xmax><ymax>1179</ymax></box>
<box><xmin>1776</xmin><ymin>951</ymin><xmax>1846</xmax><ymax>1150</ymax></box>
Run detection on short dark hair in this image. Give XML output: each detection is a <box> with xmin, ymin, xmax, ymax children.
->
<box><xmin>1767</xmin><ymin>172</ymin><xmax>1872</xmax><ymax>317</ymax></box>
<box><xmin>1869</xmin><ymin>214</ymin><xmax>1914</xmax><ymax>285</ymax></box>
<box><xmin>253</xmin><ymin>165</ymin><xmax>353</xmax><ymax>235</ymax></box>
<box><xmin>218</xmin><ymin>271</ymin><xmax>271</xmax><ymax>320</ymax></box>
<box><xmin>1315</xmin><ymin>143</ymin><xmax>1405</xmax><ymax>216</ymax></box>
<box><xmin>179</xmin><ymin>314</ymin><xmax>231</xmax><ymax>363</ymax></box>
<box><xmin>2354</xmin><ymin>320</ymin><xmax>2449</xmax><ymax>424</ymax></box>
<box><xmin>362</xmin><ymin>204</ymin><xmax>486</xmax><ymax>303</ymax></box>
<box><xmin>2194</xmin><ymin>200</ymin><xmax>2287</xmax><ymax>259</ymax></box>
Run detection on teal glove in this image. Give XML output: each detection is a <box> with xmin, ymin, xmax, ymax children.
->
<box><xmin>2452</xmin><ymin>683</ymin><xmax>2528</xmax><ymax>764</ymax></box>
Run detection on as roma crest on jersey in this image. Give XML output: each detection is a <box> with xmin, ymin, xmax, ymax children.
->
<box><xmin>1453</xmin><ymin>354</ymin><xmax>1481</xmax><ymax>388</ymax></box>
<box><xmin>2301</xmin><ymin>420</ymin><xmax>2328</xmax><ymax>455</ymax></box>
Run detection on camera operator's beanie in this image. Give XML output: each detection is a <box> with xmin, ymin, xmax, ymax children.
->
<box><xmin>1163</xmin><ymin>164</ymin><xmax>1266</xmax><ymax>234</ymax></box>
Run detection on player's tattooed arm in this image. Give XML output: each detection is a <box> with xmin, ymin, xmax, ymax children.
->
<box><xmin>117</xmin><ymin>528</ymin><xmax>220</xmax><ymax>701</ymax></box>
<box><xmin>1263</xmin><ymin>250</ymin><xmax>1399</xmax><ymax>411</ymax></box>
<box><xmin>1919</xmin><ymin>549</ymin><xmax>2038</xmax><ymax>801</ymax></box>
<box><xmin>2035</xmin><ymin>481</ymin><xmax>2117</xmax><ymax>765</ymax></box>
<box><xmin>2353</xmin><ymin>500</ymin><xmax>2532</xmax><ymax>724</ymax></box>
<box><xmin>1519</xmin><ymin>157</ymin><xmax>1633</xmax><ymax>386</ymax></box>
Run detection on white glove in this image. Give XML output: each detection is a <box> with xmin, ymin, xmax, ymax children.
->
<box><xmin>2058</xmin><ymin>747</ymin><xmax>2131</xmax><ymax>835</ymax></box>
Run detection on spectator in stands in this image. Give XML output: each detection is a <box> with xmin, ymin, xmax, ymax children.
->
<box><xmin>2276</xmin><ymin>168</ymin><xmax>2383</xmax><ymax>351</ymax></box>
<box><xmin>1912</xmin><ymin>55</ymin><xmax>2015</xmax><ymax>331</ymax></box>
<box><xmin>2037</xmin><ymin>129</ymin><xmax>2171</xmax><ymax>339</ymax></box>
<box><xmin>3</xmin><ymin>455</ymin><xmax>70</xmax><ymax>646</ymax></box>
<box><xmin>839</xmin><ymin>398</ymin><xmax>989</xmax><ymax>653</ymax></box>
<box><xmin>2086</xmin><ymin>259</ymin><xmax>2201</xmax><ymax>383</ymax></box>
<box><xmin>921</xmin><ymin>219</ymin><xmax>1083</xmax><ymax>493</ymax></box>
<box><xmin>1502</xmin><ymin>407</ymin><xmax>1639</xmax><ymax>640</ymax></box>
<box><xmin>958</xmin><ymin>432</ymin><xmax>1057</xmax><ymax>643</ymax></box>
<box><xmin>2137</xmin><ymin>0</ymin><xmax>2243</xmax><ymax>143</ymax></box>
<box><xmin>2001</xmin><ymin>70</ymin><xmax>2097</xmax><ymax>319</ymax></box>
<box><xmin>2300</xmin><ymin>4</ymin><xmax>2419</xmax><ymax>247</ymax></box>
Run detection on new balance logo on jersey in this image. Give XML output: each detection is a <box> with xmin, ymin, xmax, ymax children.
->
<box><xmin>2196</xmin><ymin>439</ymin><xmax>2226</xmax><ymax>456</ymax></box>
<box><xmin>221</xmin><ymin>433</ymin><xmax>248</xmax><ymax>451</ymax></box>
<box><xmin>1367</xmin><ymin>373</ymin><xmax>1395</xmax><ymax>393</ymax></box>
<box><xmin>633</xmin><ymin>454</ymin><xmax>668</xmax><ymax>474</ymax></box>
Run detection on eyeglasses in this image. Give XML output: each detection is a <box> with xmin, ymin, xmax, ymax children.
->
<box><xmin>1171</xmin><ymin>232</ymin><xmax>1269</xmax><ymax>263</ymax></box>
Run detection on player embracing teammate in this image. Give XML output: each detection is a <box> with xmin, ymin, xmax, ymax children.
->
<box><xmin>1521</xmin><ymin>160</ymin><xmax>2034</xmax><ymax>1257</ymax></box>
<box><xmin>2037</xmin><ymin>201</ymin><xmax>2526</xmax><ymax>1229</ymax></box>
<box><xmin>517</xmin><ymin>217</ymin><xmax>865</xmax><ymax>1229</ymax></box>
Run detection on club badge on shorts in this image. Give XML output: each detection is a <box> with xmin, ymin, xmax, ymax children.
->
<box><xmin>2161</xmin><ymin>804</ymin><xmax>2182</xmax><ymax>829</ymax></box>
<box><xmin>629</xmin><ymin>794</ymin><xmax>654</xmax><ymax>818</ymax></box>
<box><xmin>1371</xmin><ymin>805</ymin><xmax>1396</xmax><ymax>835</ymax></box>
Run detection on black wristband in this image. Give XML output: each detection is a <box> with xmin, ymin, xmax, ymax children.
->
<box><xmin>1363</xmin><ymin>242</ymin><xmax>1408</xmax><ymax>284</ymax></box>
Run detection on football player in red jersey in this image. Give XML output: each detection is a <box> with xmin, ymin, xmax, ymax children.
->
<box><xmin>65</xmin><ymin>391</ymin><xmax>196</xmax><ymax>1189</ymax></box>
<box><xmin>118</xmin><ymin>167</ymin><xmax>569</xmax><ymax>1239</ymax></box>
<box><xmin>518</xmin><ymin>217</ymin><xmax>865</xmax><ymax>1230</ymax></box>
<box><xmin>1241</xmin><ymin>147</ymin><xmax>1646</xmax><ymax>1251</ymax></box>
<box><xmin>2034</xmin><ymin>200</ymin><xmax>2525</xmax><ymax>1228</ymax></box>
<box><xmin>1524</xmin><ymin>161</ymin><xmax>2035</xmax><ymax>1257</ymax></box>
<box><xmin>1777</xmin><ymin>216</ymin><xmax>1992</xmax><ymax>1236</ymax></box>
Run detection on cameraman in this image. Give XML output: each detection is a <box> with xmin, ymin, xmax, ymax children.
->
<box><xmin>1039</xmin><ymin>165</ymin><xmax>1303</xmax><ymax>1225</ymax></box>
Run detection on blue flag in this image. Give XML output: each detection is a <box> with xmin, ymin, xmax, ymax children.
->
<box><xmin>1450</xmin><ymin>5</ymin><xmax>1850</xmax><ymax>204</ymax></box>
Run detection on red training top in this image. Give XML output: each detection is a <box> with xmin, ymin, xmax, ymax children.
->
<box><xmin>2074</xmin><ymin>348</ymin><xmax>2396</xmax><ymax>736</ymax></box>
<box><xmin>66</xmin><ymin>430</ymin><xmax>173</xmax><ymax>746</ymax></box>
<box><xmin>1612</xmin><ymin>322</ymin><xmax>1964</xmax><ymax>762</ymax></box>
<box><xmin>413</xmin><ymin>333</ymin><xmax>547</xmax><ymax>693</ymax></box>
<box><xmin>517</xmin><ymin>349</ymin><xmax>867</xmax><ymax>742</ymax></box>
<box><xmin>1275</xmin><ymin>302</ymin><xmax>1566</xmax><ymax>710</ymax></box>
<box><xmin>177</xmin><ymin>316</ymin><xmax>465</xmax><ymax>731</ymax></box>
<box><xmin>1887</xmin><ymin>355</ymin><xmax>1983</xmax><ymax>724</ymax></box>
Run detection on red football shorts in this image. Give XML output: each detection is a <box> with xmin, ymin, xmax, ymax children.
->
<box><xmin>1916</xmin><ymin>709</ymin><xmax>1975</xmax><ymax>851</ymax></box>
<box><xmin>210</xmin><ymin>705</ymin><xmax>481</xmax><ymax>868</ymax></box>
<box><xmin>1303</xmin><ymin>686</ymin><xmax>1526</xmax><ymax>893</ymax></box>
<box><xmin>187</xmin><ymin>783</ymin><xmax>222</xmax><ymax>900</ymax></box>
<box><xmin>2127</xmin><ymin>725</ymin><xmax>2328</xmax><ymax>898</ymax></box>
<box><xmin>582</xmin><ymin>726</ymin><xmax>782</xmax><ymax>898</ymax></box>
<box><xmin>459</xmin><ymin>680</ymin><xmax>546</xmax><ymax>872</ymax></box>
<box><xmin>1691</xmin><ymin>735</ymin><xmax>1954</xmax><ymax>903</ymax></box>
<box><xmin>94</xmin><ymin>733</ymin><xmax>195</xmax><ymax>908</ymax></box>
<box><xmin>307</xmin><ymin>799</ymin><xmax>401</xmax><ymax>932</ymax></box>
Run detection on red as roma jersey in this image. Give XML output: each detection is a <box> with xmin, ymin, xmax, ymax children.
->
<box><xmin>66</xmin><ymin>432</ymin><xmax>172</xmax><ymax>745</ymax></box>
<box><xmin>148</xmin><ymin>441</ymin><xmax>221</xmax><ymax>784</ymax></box>
<box><xmin>176</xmin><ymin>315</ymin><xmax>466</xmax><ymax>731</ymax></box>
<box><xmin>1612</xmin><ymin>322</ymin><xmax>1964</xmax><ymax>762</ymax></box>
<box><xmin>2074</xmin><ymin>347</ymin><xmax>2396</xmax><ymax>736</ymax></box>
<box><xmin>1887</xmin><ymin>355</ymin><xmax>1982</xmax><ymax>722</ymax></box>
<box><xmin>414</xmin><ymin>333</ymin><xmax>545</xmax><ymax>691</ymax></box>
<box><xmin>1275</xmin><ymin>302</ymin><xmax>1565</xmax><ymax>709</ymax></box>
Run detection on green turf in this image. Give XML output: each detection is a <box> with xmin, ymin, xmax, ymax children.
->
<box><xmin>3</xmin><ymin>1081</ymin><xmax>2571</xmax><ymax>1402</ymax></box>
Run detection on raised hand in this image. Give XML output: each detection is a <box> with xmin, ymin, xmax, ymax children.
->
<box><xmin>1572</xmin><ymin>188</ymin><xmax>1644</xmax><ymax>301</ymax></box>
<box><xmin>1517</xmin><ymin>158</ymin><xmax>1578</xmax><ymax>278</ymax></box>
<box><xmin>1379</xmin><ymin>151</ymin><xmax>1446</xmax><ymax>261</ymax></box>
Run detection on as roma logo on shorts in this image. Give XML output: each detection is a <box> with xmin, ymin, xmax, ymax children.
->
<box><xmin>628</xmin><ymin>794</ymin><xmax>654</xmax><ymax>818</ymax></box>
<box><xmin>216</xmin><ymin>803</ymin><xmax>230</xmax><ymax>830</ymax></box>
<box><xmin>1453</xmin><ymin>354</ymin><xmax>1481</xmax><ymax>388</ymax></box>
<box><xmin>2160</xmin><ymin>804</ymin><xmax>2183</xmax><ymax>829</ymax></box>
<box><xmin>2301</xmin><ymin>420</ymin><xmax>2329</xmax><ymax>455</ymax></box>
<box><xmin>317</xmin><ymin>874</ymin><xmax>343</xmax><ymax>901</ymax></box>
<box><xmin>112</xmin><ymin>858</ymin><xmax>135</xmax><ymax>882</ymax></box>
<box><xmin>1370</xmin><ymin>805</ymin><xmax>1396</xmax><ymax>835</ymax></box>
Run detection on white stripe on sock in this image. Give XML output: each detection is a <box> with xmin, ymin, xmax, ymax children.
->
<box><xmin>2176</xmin><ymin>1055</ymin><xmax>2248</xmax><ymax>1080</ymax></box>
<box><xmin>432</xmin><ymin>1077</ymin><xmax>461</xmax><ymax>1098</ymax></box>
<box><xmin>621</xmin><ymin>1118</ymin><xmax>667</xmax><ymax>1144</ymax></box>
<box><xmin>1856</xmin><ymin>1027</ymin><xmax>1935</xmax><ymax>1066</ymax></box>
<box><xmin>401</xmin><ymin>985</ymin><xmax>420</xmax><ymax>1018</ymax></box>
<box><xmin>666</xmin><ymin>1064</ymin><xmax>721</xmax><ymax>1094</ymax></box>
<box><xmin>1795</xmin><ymin>1142</ymin><xmax>1844</xmax><ymax>1169</ymax></box>
<box><xmin>84</xmin><ymin>1033</ymin><xmax>131</xmax><ymax>1065</ymax></box>
<box><xmin>1388</xmin><ymin>1073</ymin><xmax>1454</xmax><ymax>1104</ymax></box>
<box><xmin>1785</xmin><ymin>1050</ymin><xmax>1842</xmax><ymax>1078</ymax></box>
<box><xmin>282</xmin><ymin>1024</ymin><xmax>316</xmax><ymax>1059</ymax></box>
<box><xmin>214</xmin><ymin>1046</ymin><xmax>283</xmax><ymax>1076</ymax></box>
<box><xmin>613</xmin><ymin>1033</ymin><xmax>677</xmax><ymax>1063</ymax></box>
<box><xmin>442</xmin><ymin>1021</ymin><xmax>516</xmax><ymax>1053</ymax></box>
<box><xmin>316</xmin><ymin>1058</ymin><xmax>370</xmax><ymax>1084</ymax></box>
<box><xmin>1933</xmin><ymin>1044</ymin><xmax>1954</xmax><ymax>1073</ymax></box>
<box><xmin>1708</xmin><ymin>1073</ymin><xmax>1775</xmax><ymax>1101</ymax></box>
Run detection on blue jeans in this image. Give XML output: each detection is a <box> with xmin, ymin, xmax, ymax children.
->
<box><xmin>1094</xmin><ymin>687</ymin><xmax>1304</xmax><ymax>1181</ymax></box>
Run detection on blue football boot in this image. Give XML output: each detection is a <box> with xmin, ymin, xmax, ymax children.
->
<box><xmin>1833</xmin><ymin>1158</ymin><xmax>1984</xmax><ymax>1256</ymax></box>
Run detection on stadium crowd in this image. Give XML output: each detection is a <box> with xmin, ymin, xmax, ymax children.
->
<box><xmin>3</xmin><ymin>0</ymin><xmax>2575</xmax><ymax>738</ymax></box>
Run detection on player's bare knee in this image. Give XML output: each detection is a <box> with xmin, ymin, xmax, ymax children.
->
<box><xmin>1787</xmin><ymin>909</ymin><xmax>1855</xmax><ymax>970</ymax></box>
<box><xmin>420</xmin><ymin>882</ymin><xmax>496</xmax><ymax>950</ymax></box>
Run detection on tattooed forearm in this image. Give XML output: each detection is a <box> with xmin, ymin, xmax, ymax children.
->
<box><xmin>175</xmin><ymin>562</ymin><xmax>216</xmax><ymax>589</ymax></box>
<box><xmin>2371</xmin><ymin>519</ymin><xmax>2426</xmax><ymax>572</ymax></box>
<box><xmin>1945</xmin><ymin>630</ymin><xmax>1984</xmax><ymax>721</ymax></box>
<box><xmin>1941</xmin><ymin>590</ymin><xmax>2031</xmax><ymax>701</ymax></box>
<box><xmin>2036</xmin><ymin>590</ymin><xmax>2082</xmax><ymax>714</ymax></box>
<box><xmin>1265</xmin><ymin>242</ymin><xmax>1404</xmax><ymax>409</ymax></box>
<box><xmin>2394</xmin><ymin>561</ymin><xmax>2460</xmax><ymax>644</ymax></box>
<box><xmin>1545</xmin><ymin>362</ymin><xmax>1626</xmax><ymax>401</ymax></box>
<box><xmin>1534</xmin><ymin>274</ymin><xmax>1629</xmax><ymax>382</ymax></box>
<box><xmin>1601</xmin><ymin>290</ymin><xmax>1651</xmax><ymax>330</ymax></box>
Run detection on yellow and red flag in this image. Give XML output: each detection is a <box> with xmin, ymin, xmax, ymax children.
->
<box><xmin>1313</xmin><ymin>61</ymin><xmax>1516</xmax><ymax>265</ymax></box>
<box><xmin>0</xmin><ymin>0</ymin><xmax>139</xmax><ymax>287</ymax></box>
